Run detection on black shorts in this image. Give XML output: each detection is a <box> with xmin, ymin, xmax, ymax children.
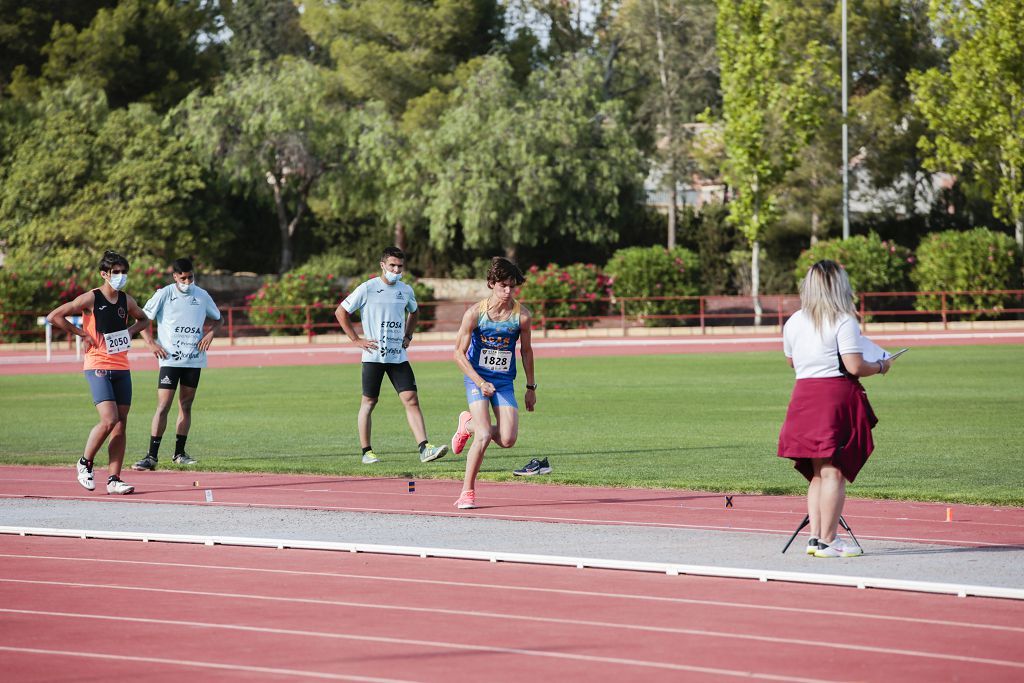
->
<box><xmin>362</xmin><ymin>361</ymin><xmax>417</xmax><ymax>398</ymax></box>
<box><xmin>157</xmin><ymin>366</ymin><xmax>202</xmax><ymax>391</ymax></box>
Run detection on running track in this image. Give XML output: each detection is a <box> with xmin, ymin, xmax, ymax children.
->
<box><xmin>2</xmin><ymin>330</ymin><xmax>1023</xmax><ymax>681</ymax></box>
<box><xmin>3</xmin><ymin>534</ymin><xmax>1023</xmax><ymax>682</ymax></box>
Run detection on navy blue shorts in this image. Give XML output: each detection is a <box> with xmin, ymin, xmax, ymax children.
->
<box><xmin>84</xmin><ymin>369</ymin><xmax>132</xmax><ymax>405</ymax></box>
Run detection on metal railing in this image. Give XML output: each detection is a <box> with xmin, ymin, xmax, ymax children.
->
<box><xmin>3</xmin><ymin>289</ymin><xmax>1022</xmax><ymax>345</ymax></box>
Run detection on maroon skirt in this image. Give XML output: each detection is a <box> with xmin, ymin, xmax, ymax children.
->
<box><xmin>777</xmin><ymin>376</ymin><xmax>878</xmax><ymax>483</ymax></box>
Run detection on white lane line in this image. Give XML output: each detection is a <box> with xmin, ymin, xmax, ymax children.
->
<box><xmin>5</xmin><ymin>577</ymin><xmax>1024</xmax><ymax>666</ymax></box>
<box><xmin>0</xmin><ymin>645</ymin><xmax>411</xmax><ymax>682</ymax></box>
<box><xmin>0</xmin><ymin>609</ymin><xmax>829</xmax><ymax>682</ymax></box>
<box><xmin>4</xmin><ymin>553</ymin><xmax>1022</xmax><ymax>634</ymax></box>
<box><xmin>0</xmin><ymin>496</ymin><xmax>1017</xmax><ymax>547</ymax></box>
<box><xmin>2</xmin><ymin>527</ymin><xmax>1023</xmax><ymax>600</ymax></box>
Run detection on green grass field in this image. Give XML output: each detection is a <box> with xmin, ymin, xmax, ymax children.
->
<box><xmin>1</xmin><ymin>345</ymin><xmax>1022</xmax><ymax>505</ymax></box>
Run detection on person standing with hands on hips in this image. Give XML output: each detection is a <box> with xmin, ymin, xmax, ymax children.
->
<box><xmin>778</xmin><ymin>260</ymin><xmax>892</xmax><ymax>558</ymax></box>
<box><xmin>450</xmin><ymin>257</ymin><xmax>537</xmax><ymax>509</ymax></box>
<box><xmin>46</xmin><ymin>250</ymin><xmax>155</xmax><ymax>495</ymax></box>
<box><xmin>133</xmin><ymin>258</ymin><xmax>222</xmax><ymax>471</ymax></box>
<box><xmin>335</xmin><ymin>247</ymin><xmax>448</xmax><ymax>465</ymax></box>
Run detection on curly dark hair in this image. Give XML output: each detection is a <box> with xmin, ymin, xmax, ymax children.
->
<box><xmin>486</xmin><ymin>256</ymin><xmax>525</xmax><ymax>287</ymax></box>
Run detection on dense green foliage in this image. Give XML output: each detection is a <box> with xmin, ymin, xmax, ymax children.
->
<box><xmin>794</xmin><ymin>233</ymin><xmax>913</xmax><ymax>293</ymax></box>
<box><xmin>911</xmin><ymin>229</ymin><xmax>1023</xmax><ymax>316</ymax></box>
<box><xmin>0</xmin><ymin>0</ymin><xmax>1021</xmax><ymax>293</ymax></box>
<box><xmin>2</xmin><ymin>346</ymin><xmax>1021</xmax><ymax>504</ymax></box>
<box><xmin>604</xmin><ymin>246</ymin><xmax>701</xmax><ymax>325</ymax></box>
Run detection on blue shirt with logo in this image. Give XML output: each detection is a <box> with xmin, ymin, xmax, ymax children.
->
<box><xmin>340</xmin><ymin>277</ymin><xmax>418</xmax><ymax>364</ymax></box>
<box><xmin>143</xmin><ymin>284</ymin><xmax>221</xmax><ymax>368</ymax></box>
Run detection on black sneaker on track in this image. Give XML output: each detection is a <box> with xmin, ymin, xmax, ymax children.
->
<box><xmin>132</xmin><ymin>456</ymin><xmax>158</xmax><ymax>471</ymax></box>
<box><xmin>513</xmin><ymin>457</ymin><xmax>552</xmax><ymax>476</ymax></box>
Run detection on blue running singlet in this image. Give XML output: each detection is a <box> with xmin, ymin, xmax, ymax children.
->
<box><xmin>466</xmin><ymin>299</ymin><xmax>522</xmax><ymax>384</ymax></box>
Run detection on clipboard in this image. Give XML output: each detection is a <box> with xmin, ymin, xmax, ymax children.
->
<box><xmin>886</xmin><ymin>347</ymin><xmax>909</xmax><ymax>361</ymax></box>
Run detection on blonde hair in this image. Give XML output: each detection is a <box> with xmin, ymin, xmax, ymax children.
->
<box><xmin>799</xmin><ymin>260</ymin><xmax>857</xmax><ymax>333</ymax></box>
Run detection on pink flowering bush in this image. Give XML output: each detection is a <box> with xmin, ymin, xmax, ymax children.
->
<box><xmin>0</xmin><ymin>256</ymin><xmax>176</xmax><ymax>342</ymax></box>
<box><xmin>911</xmin><ymin>228</ymin><xmax>1022</xmax><ymax>318</ymax></box>
<box><xmin>603</xmin><ymin>246</ymin><xmax>701</xmax><ymax>326</ymax></box>
<box><xmin>795</xmin><ymin>232</ymin><xmax>912</xmax><ymax>294</ymax></box>
<box><xmin>247</xmin><ymin>266</ymin><xmax>342</xmax><ymax>335</ymax></box>
<box><xmin>519</xmin><ymin>263</ymin><xmax>610</xmax><ymax>329</ymax></box>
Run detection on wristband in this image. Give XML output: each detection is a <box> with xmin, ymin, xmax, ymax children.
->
<box><xmin>526</xmin><ymin>384</ymin><xmax>537</xmax><ymax>390</ymax></box>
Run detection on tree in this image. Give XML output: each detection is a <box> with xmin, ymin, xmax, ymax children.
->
<box><xmin>0</xmin><ymin>0</ymin><xmax>116</xmax><ymax>94</ymax></box>
<box><xmin>715</xmin><ymin>0</ymin><xmax>829</xmax><ymax>322</ymax></box>
<box><xmin>910</xmin><ymin>0</ymin><xmax>1024</xmax><ymax>248</ymax></box>
<box><xmin>839</xmin><ymin>0</ymin><xmax>944</xmax><ymax>221</ymax></box>
<box><xmin>420</xmin><ymin>56</ymin><xmax>645</xmax><ymax>260</ymax></box>
<box><xmin>176</xmin><ymin>58</ymin><xmax>352</xmax><ymax>273</ymax></box>
<box><xmin>0</xmin><ymin>80</ymin><xmax>209</xmax><ymax>266</ymax></box>
<box><xmin>16</xmin><ymin>0</ymin><xmax>222</xmax><ymax>112</ymax></box>
<box><xmin>219</xmin><ymin>0</ymin><xmax>313</xmax><ymax>72</ymax></box>
<box><xmin>615</xmin><ymin>0</ymin><xmax>719</xmax><ymax>248</ymax></box>
<box><xmin>300</xmin><ymin>0</ymin><xmax>502</xmax><ymax>116</ymax></box>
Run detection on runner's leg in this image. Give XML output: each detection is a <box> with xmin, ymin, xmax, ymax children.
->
<box><xmin>106</xmin><ymin>404</ymin><xmax>130</xmax><ymax>478</ymax></box>
<box><xmin>462</xmin><ymin>399</ymin><xmax>494</xmax><ymax>493</ymax></box>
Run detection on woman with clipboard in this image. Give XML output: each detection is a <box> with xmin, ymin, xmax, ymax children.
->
<box><xmin>778</xmin><ymin>260</ymin><xmax>893</xmax><ymax>558</ymax></box>
<box><xmin>47</xmin><ymin>250</ymin><xmax>155</xmax><ymax>495</ymax></box>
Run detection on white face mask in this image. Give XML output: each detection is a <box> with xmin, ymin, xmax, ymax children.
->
<box><xmin>176</xmin><ymin>282</ymin><xmax>192</xmax><ymax>294</ymax></box>
<box><xmin>383</xmin><ymin>270</ymin><xmax>403</xmax><ymax>284</ymax></box>
<box><xmin>109</xmin><ymin>273</ymin><xmax>128</xmax><ymax>291</ymax></box>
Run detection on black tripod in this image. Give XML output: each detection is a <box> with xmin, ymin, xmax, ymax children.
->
<box><xmin>781</xmin><ymin>514</ymin><xmax>861</xmax><ymax>553</ymax></box>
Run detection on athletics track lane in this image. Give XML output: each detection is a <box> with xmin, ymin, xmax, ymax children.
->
<box><xmin>3</xmin><ymin>467</ymin><xmax>1022</xmax><ymax>549</ymax></box>
<box><xmin>2</xmin><ymin>534</ymin><xmax>1023</xmax><ymax>682</ymax></box>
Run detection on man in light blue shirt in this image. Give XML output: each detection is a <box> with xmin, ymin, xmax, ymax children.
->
<box><xmin>336</xmin><ymin>246</ymin><xmax>448</xmax><ymax>465</ymax></box>
<box><xmin>133</xmin><ymin>258</ymin><xmax>222</xmax><ymax>471</ymax></box>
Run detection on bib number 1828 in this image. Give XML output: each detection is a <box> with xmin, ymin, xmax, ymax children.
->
<box><xmin>479</xmin><ymin>348</ymin><xmax>512</xmax><ymax>372</ymax></box>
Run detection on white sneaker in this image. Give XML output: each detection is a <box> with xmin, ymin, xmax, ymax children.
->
<box><xmin>361</xmin><ymin>450</ymin><xmax>380</xmax><ymax>464</ymax></box>
<box><xmin>106</xmin><ymin>477</ymin><xmax>135</xmax><ymax>495</ymax></box>
<box><xmin>805</xmin><ymin>537</ymin><xmax>819</xmax><ymax>555</ymax></box>
<box><xmin>76</xmin><ymin>458</ymin><xmax>95</xmax><ymax>491</ymax></box>
<box><xmin>814</xmin><ymin>535</ymin><xmax>862</xmax><ymax>558</ymax></box>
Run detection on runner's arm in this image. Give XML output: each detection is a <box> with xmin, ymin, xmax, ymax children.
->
<box><xmin>335</xmin><ymin>304</ymin><xmax>377</xmax><ymax>351</ymax></box>
<box><xmin>403</xmin><ymin>309</ymin><xmax>419</xmax><ymax>348</ymax></box>
<box><xmin>46</xmin><ymin>293</ymin><xmax>92</xmax><ymax>339</ymax></box>
<box><xmin>454</xmin><ymin>306</ymin><xmax>491</xmax><ymax>394</ymax></box>
<box><xmin>519</xmin><ymin>306</ymin><xmax>536</xmax><ymax>412</ymax></box>
<box><xmin>198</xmin><ymin>313</ymin><xmax>223</xmax><ymax>352</ymax></box>
<box><xmin>126</xmin><ymin>296</ymin><xmax>156</xmax><ymax>345</ymax></box>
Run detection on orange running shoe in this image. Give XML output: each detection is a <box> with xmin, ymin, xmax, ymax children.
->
<box><xmin>454</xmin><ymin>490</ymin><xmax>476</xmax><ymax>509</ymax></box>
<box><xmin>451</xmin><ymin>410</ymin><xmax>473</xmax><ymax>455</ymax></box>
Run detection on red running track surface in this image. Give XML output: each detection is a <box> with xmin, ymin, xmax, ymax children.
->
<box><xmin>2</xmin><ymin>534</ymin><xmax>1024</xmax><ymax>682</ymax></box>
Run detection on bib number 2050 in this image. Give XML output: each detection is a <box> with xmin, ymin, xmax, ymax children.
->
<box><xmin>104</xmin><ymin>329</ymin><xmax>132</xmax><ymax>355</ymax></box>
<box><xmin>479</xmin><ymin>348</ymin><xmax>512</xmax><ymax>372</ymax></box>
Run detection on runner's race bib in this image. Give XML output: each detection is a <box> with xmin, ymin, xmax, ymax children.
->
<box><xmin>104</xmin><ymin>329</ymin><xmax>132</xmax><ymax>355</ymax></box>
<box><xmin>479</xmin><ymin>348</ymin><xmax>512</xmax><ymax>373</ymax></box>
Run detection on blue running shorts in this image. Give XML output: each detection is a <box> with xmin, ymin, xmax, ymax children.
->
<box><xmin>464</xmin><ymin>376</ymin><xmax>517</xmax><ymax>409</ymax></box>
<box><xmin>84</xmin><ymin>369</ymin><xmax>133</xmax><ymax>405</ymax></box>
